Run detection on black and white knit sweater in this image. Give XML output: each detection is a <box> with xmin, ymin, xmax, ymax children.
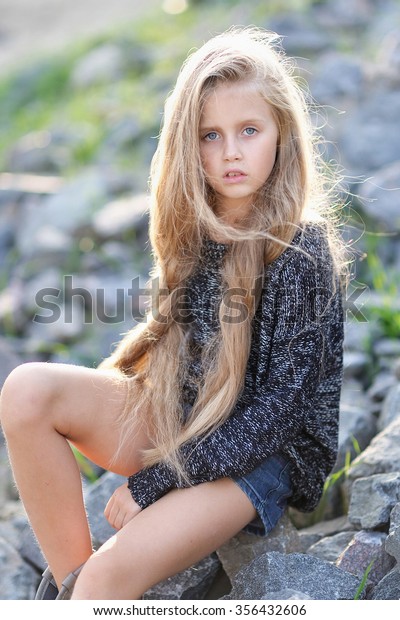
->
<box><xmin>128</xmin><ymin>223</ymin><xmax>344</xmax><ymax>513</ymax></box>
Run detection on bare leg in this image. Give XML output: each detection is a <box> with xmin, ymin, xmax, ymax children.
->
<box><xmin>0</xmin><ymin>362</ymin><xmax>151</xmax><ymax>588</ymax></box>
<box><xmin>72</xmin><ymin>477</ymin><xmax>257</xmax><ymax>600</ymax></box>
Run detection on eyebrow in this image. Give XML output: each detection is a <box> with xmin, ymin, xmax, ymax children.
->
<box><xmin>199</xmin><ymin>118</ymin><xmax>267</xmax><ymax>132</ymax></box>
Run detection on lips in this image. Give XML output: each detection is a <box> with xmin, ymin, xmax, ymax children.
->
<box><xmin>224</xmin><ymin>169</ymin><xmax>246</xmax><ymax>178</ymax></box>
<box><xmin>223</xmin><ymin>169</ymin><xmax>247</xmax><ymax>183</ymax></box>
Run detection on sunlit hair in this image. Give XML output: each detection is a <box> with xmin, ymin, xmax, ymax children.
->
<box><xmin>100</xmin><ymin>26</ymin><xmax>348</xmax><ymax>481</ymax></box>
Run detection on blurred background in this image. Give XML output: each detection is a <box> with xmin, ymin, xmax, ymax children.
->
<box><xmin>0</xmin><ymin>0</ymin><xmax>399</xmax><ymax>378</ymax></box>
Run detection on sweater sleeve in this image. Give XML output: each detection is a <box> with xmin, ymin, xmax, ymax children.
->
<box><xmin>128</xmin><ymin>235</ymin><xmax>342</xmax><ymax>509</ymax></box>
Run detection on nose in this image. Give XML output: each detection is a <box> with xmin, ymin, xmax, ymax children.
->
<box><xmin>223</xmin><ymin>137</ymin><xmax>242</xmax><ymax>161</ymax></box>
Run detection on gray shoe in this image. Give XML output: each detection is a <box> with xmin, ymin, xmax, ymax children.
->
<box><xmin>35</xmin><ymin>566</ymin><xmax>58</xmax><ymax>600</ymax></box>
<box><xmin>35</xmin><ymin>563</ymin><xmax>85</xmax><ymax>600</ymax></box>
<box><xmin>55</xmin><ymin>563</ymin><xmax>85</xmax><ymax>600</ymax></box>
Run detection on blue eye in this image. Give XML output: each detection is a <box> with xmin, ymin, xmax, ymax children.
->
<box><xmin>244</xmin><ymin>127</ymin><xmax>257</xmax><ymax>136</ymax></box>
<box><xmin>204</xmin><ymin>131</ymin><xmax>219</xmax><ymax>141</ymax></box>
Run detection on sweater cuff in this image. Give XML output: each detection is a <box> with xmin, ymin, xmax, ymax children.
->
<box><xmin>127</xmin><ymin>461</ymin><xmax>176</xmax><ymax>509</ymax></box>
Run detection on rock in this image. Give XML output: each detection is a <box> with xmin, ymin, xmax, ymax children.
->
<box><xmin>25</xmin><ymin>299</ymin><xmax>86</xmax><ymax>344</ymax></box>
<box><xmin>374</xmin><ymin>339</ymin><xmax>400</xmax><ymax>358</ymax></box>
<box><xmin>20</xmin><ymin>267</ymin><xmax>62</xmax><ymax>317</ymax></box>
<box><xmin>269</xmin><ymin>13</ymin><xmax>333</xmax><ymax>55</ymax></box>
<box><xmin>264</xmin><ymin>589</ymin><xmax>313</xmax><ymax>600</ymax></box>
<box><xmin>143</xmin><ymin>554</ymin><xmax>220</xmax><ymax>600</ymax></box>
<box><xmin>84</xmin><ymin>471</ymin><xmax>125</xmax><ymax>547</ymax></box>
<box><xmin>339</xmin><ymin>92</ymin><xmax>400</xmax><ymax>175</ymax></box>
<box><xmin>343</xmin><ymin>319</ymin><xmax>372</xmax><ymax>352</ymax></box>
<box><xmin>340</xmin><ymin>378</ymin><xmax>371</xmax><ymax>409</ymax></box>
<box><xmin>360</xmin><ymin>160</ymin><xmax>400</xmax><ymax>232</ymax></box>
<box><xmin>92</xmin><ymin>193</ymin><xmax>149</xmax><ymax>240</ymax></box>
<box><xmin>216</xmin><ymin>513</ymin><xmax>303</xmax><ymax>581</ymax></box>
<box><xmin>378</xmin><ymin>383</ymin><xmax>400</xmax><ymax>431</ymax></box>
<box><xmin>386</xmin><ymin>503</ymin><xmax>400</xmax><ymax>564</ymax></box>
<box><xmin>315</xmin><ymin>0</ymin><xmax>374</xmax><ymax>29</ymax></box>
<box><xmin>371</xmin><ymin>568</ymin><xmax>400</xmax><ymax>600</ymax></box>
<box><xmin>367</xmin><ymin>372</ymin><xmax>398</xmax><ymax>403</ymax></box>
<box><xmin>307</xmin><ymin>531</ymin><xmax>356</xmax><ymax>562</ymax></box>
<box><xmin>348</xmin><ymin>473</ymin><xmax>400</xmax><ymax>529</ymax></box>
<box><xmin>5</xmin><ymin>130</ymin><xmax>71</xmax><ymax>174</ymax></box>
<box><xmin>15</xmin><ymin>171</ymin><xmax>109</xmax><ymax>259</ymax></box>
<box><xmin>357</xmin><ymin>161</ymin><xmax>400</xmax><ymax>232</ymax></box>
<box><xmin>2</xmin><ymin>514</ymin><xmax>46</xmax><ymax>572</ymax></box>
<box><xmin>343</xmin><ymin>350</ymin><xmax>372</xmax><ymax>381</ymax></box>
<box><xmin>224</xmin><ymin>552</ymin><xmax>363</xmax><ymax>600</ymax></box>
<box><xmin>71</xmin><ymin>44</ymin><xmax>126</xmax><ymax>88</ymax></box>
<box><xmin>310</xmin><ymin>53</ymin><xmax>364</xmax><ymax>104</ymax></box>
<box><xmin>102</xmin><ymin>116</ymin><xmax>143</xmax><ymax>153</ymax></box>
<box><xmin>0</xmin><ymin>537</ymin><xmax>38</xmax><ymax>600</ymax></box>
<box><xmin>337</xmin><ymin>402</ymin><xmax>376</xmax><ymax>469</ymax></box>
<box><xmin>347</xmin><ymin>417</ymin><xmax>400</xmax><ymax>481</ymax></box>
<box><xmin>0</xmin><ymin>336</ymin><xmax>23</xmax><ymax>389</ymax></box>
<box><xmin>297</xmin><ymin>515</ymin><xmax>354</xmax><ymax>550</ymax></box>
<box><xmin>336</xmin><ymin>531</ymin><xmax>395</xmax><ymax>586</ymax></box>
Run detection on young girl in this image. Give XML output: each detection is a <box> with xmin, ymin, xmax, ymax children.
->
<box><xmin>0</xmin><ymin>27</ymin><xmax>346</xmax><ymax>600</ymax></box>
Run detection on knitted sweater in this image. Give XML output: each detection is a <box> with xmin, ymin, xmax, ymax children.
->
<box><xmin>128</xmin><ymin>224</ymin><xmax>344</xmax><ymax>512</ymax></box>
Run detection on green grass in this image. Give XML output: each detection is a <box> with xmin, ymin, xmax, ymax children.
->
<box><xmin>354</xmin><ymin>560</ymin><xmax>375</xmax><ymax>600</ymax></box>
<box><xmin>362</xmin><ymin>233</ymin><xmax>400</xmax><ymax>339</ymax></box>
<box><xmin>307</xmin><ymin>437</ymin><xmax>362</xmax><ymax>525</ymax></box>
<box><xmin>71</xmin><ymin>445</ymin><xmax>99</xmax><ymax>483</ymax></box>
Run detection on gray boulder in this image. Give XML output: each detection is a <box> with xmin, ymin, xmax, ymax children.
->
<box><xmin>307</xmin><ymin>531</ymin><xmax>356</xmax><ymax>563</ymax></box>
<box><xmin>386</xmin><ymin>503</ymin><xmax>400</xmax><ymax>564</ymax></box>
<box><xmin>15</xmin><ymin>171</ymin><xmax>109</xmax><ymax>259</ymax></box>
<box><xmin>71</xmin><ymin>44</ymin><xmax>126</xmax><ymax>88</ymax></box>
<box><xmin>143</xmin><ymin>554</ymin><xmax>220</xmax><ymax>600</ymax></box>
<box><xmin>371</xmin><ymin>569</ymin><xmax>400</xmax><ymax>600</ymax></box>
<box><xmin>337</xmin><ymin>402</ymin><xmax>376</xmax><ymax>469</ymax></box>
<box><xmin>336</xmin><ymin>531</ymin><xmax>395</xmax><ymax>587</ymax></box>
<box><xmin>347</xmin><ymin>417</ymin><xmax>400</xmax><ymax>481</ymax></box>
<box><xmin>0</xmin><ymin>337</ymin><xmax>22</xmax><ymax>389</ymax></box>
<box><xmin>357</xmin><ymin>160</ymin><xmax>400</xmax><ymax>232</ymax></box>
<box><xmin>0</xmin><ymin>537</ymin><xmax>38</xmax><ymax>600</ymax></box>
<box><xmin>348</xmin><ymin>473</ymin><xmax>400</xmax><ymax>529</ymax></box>
<box><xmin>224</xmin><ymin>552</ymin><xmax>362</xmax><ymax>600</ymax></box>
<box><xmin>378</xmin><ymin>383</ymin><xmax>400</xmax><ymax>431</ymax></box>
<box><xmin>217</xmin><ymin>513</ymin><xmax>303</xmax><ymax>581</ymax></box>
<box><xmin>339</xmin><ymin>92</ymin><xmax>400</xmax><ymax>175</ymax></box>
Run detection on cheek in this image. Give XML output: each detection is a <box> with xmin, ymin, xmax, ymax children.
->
<box><xmin>200</xmin><ymin>151</ymin><xmax>214</xmax><ymax>177</ymax></box>
<box><xmin>264</xmin><ymin>140</ymin><xmax>278</xmax><ymax>168</ymax></box>
<box><xmin>199</xmin><ymin>145</ymin><xmax>207</xmax><ymax>167</ymax></box>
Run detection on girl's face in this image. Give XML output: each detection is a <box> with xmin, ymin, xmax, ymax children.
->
<box><xmin>199</xmin><ymin>81</ymin><xmax>279</xmax><ymax>225</ymax></box>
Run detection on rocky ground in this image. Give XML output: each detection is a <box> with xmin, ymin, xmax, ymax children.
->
<box><xmin>1</xmin><ymin>0</ymin><xmax>400</xmax><ymax>601</ymax></box>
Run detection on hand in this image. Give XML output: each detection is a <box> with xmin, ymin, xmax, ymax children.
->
<box><xmin>104</xmin><ymin>483</ymin><xmax>142</xmax><ymax>530</ymax></box>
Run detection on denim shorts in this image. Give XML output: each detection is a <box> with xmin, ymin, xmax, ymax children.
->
<box><xmin>232</xmin><ymin>453</ymin><xmax>293</xmax><ymax>537</ymax></box>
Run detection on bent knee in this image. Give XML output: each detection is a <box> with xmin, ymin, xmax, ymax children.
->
<box><xmin>0</xmin><ymin>362</ymin><xmax>59</xmax><ymax>434</ymax></box>
<box><xmin>72</xmin><ymin>554</ymin><xmax>143</xmax><ymax>600</ymax></box>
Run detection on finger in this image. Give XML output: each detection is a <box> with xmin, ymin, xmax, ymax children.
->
<box><xmin>121</xmin><ymin>511</ymin><xmax>134</xmax><ymax>529</ymax></box>
<box><xmin>106</xmin><ymin>502</ymin><xmax>120</xmax><ymax>529</ymax></box>
<box><xmin>103</xmin><ymin>497</ymin><xmax>114</xmax><ymax>521</ymax></box>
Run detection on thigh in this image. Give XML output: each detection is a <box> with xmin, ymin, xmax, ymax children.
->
<box><xmin>26</xmin><ymin>362</ymin><xmax>151</xmax><ymax>475</ymax></box>
<box><xmin>74</xmin><ymin>477</ymin><xmax>257</xmax><ymax>599</ymax></box>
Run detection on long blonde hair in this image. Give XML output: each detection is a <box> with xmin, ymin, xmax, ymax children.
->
<box><xmin>100</xmin><ymin>26</ymin><xmax>346</xmax><ymax>480</ymax></box>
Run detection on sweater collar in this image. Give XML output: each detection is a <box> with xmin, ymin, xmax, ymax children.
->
<box><xmin>202</xmin><ymin>237</ymin><xmax>230</xmax><ymax>264</ymax></box>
